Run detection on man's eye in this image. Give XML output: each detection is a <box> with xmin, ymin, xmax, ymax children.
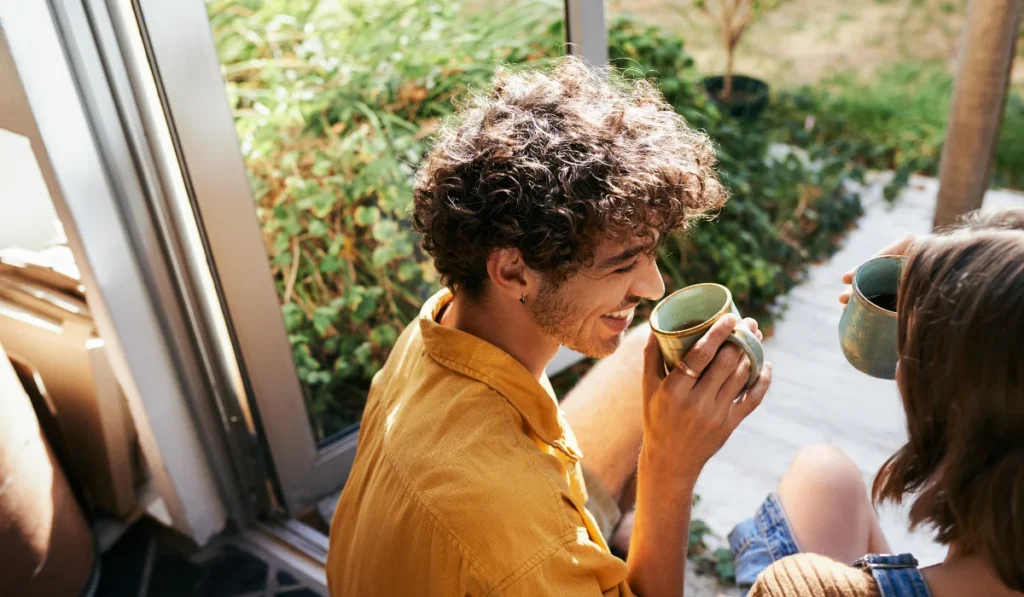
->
<box><xmin>615</xmin><ymin>261</ymin><xmax>639</xmax><ymax>274</ymax></box>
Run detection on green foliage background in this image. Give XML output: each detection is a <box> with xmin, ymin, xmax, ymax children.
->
<box><xmin>209</xmin><ymin>0</ymin><xmax>864</xmax><ymax>438</ymax></box>
<box><xmin>764</xmin><ymin>61</ymin><xmax>1024</xmax><ymax>200</ymax></box>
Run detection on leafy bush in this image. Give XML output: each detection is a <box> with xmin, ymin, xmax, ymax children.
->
<box><xmin>209</xmin><ymin>0</ymin><xmax>563</xmax><ymax>437</ymax></box>
<box><xmin>995</xmin><ymin>93</ymin><xmax>1024</xmax><ymax>190</ymax></box>
<box><xmin>609</xmin><ymin>19</ymin><xmax>862</xmax><ymax>314</ymax></box>
<box><xmin>210</xmin><ymin>0</ymin><xmax>863</xmax><ymax>437</ymax></box>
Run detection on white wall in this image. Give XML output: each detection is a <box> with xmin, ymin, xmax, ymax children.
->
<box><xmin>0</xmin><ymin>120</ymin><xmax>64</xmax><ymax>251</ymax></box>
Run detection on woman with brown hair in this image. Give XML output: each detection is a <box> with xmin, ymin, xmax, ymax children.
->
<box><xmin>728</xmin><ymin>208</ymin><xmax>1024</xmax><ymax>597</ymax></box>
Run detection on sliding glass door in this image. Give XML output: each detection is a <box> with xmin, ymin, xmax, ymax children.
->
<box><xmin>122</xmin><ymin>0</ymin><xmax>568</xmax><ymax>514</ymax></box>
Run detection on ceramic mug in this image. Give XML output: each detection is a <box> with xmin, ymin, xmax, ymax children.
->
<box><xmin>649</xmin><ymin>283</ymin><xmax>764</xmax><ymax>387</ymax></box>
<box><xmin>838</xmin><ymin>255</ymin><xmax>904</xmax><ymax>379</ymax></box>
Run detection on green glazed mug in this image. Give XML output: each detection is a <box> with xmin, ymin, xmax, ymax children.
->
<box><xmin>838</xmin><ymin>255</ymin><xmax>904</xmax><ymax>379</ymax></box>
<box><xmin>649</xmin><ymin>283</ymin><xmax>764</xmax><ymax>387</ymax></box>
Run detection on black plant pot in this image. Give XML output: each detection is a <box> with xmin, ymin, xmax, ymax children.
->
<box><xmin>702</xmin><ymin>75</ymin><xmax>770</xmax><ymax>121</ymax></box>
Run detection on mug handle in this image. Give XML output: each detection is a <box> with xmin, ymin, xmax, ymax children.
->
<box><xmin>725</xmin><ymin>326</ymin><xmax>764</xmax><ymax>389</ymax></box>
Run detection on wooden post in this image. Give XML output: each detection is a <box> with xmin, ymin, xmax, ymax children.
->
<box><xmin>932</xmin><ymin>0</ymin><xmax>1023</xmax><ymax>230</ymax></box>
<box><xmin>564</xmin><ymin>0</ymin><xmax>609</xmax><ymax>67</ymax></box>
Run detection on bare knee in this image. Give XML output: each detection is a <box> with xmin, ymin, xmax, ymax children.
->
<box><xmin>780</xmin><ymin>444</ymin><xmax>867</xmax><ymax>507</ymax></box>
<box><xmin>777</xmin><ymin>445</ymin><xmax>879</xmax><ymax>562</ymax></box>
<box><xmin>789</xmin><ymin>444</ymin><xmax>860</xmax><ymax>476</ymax></box>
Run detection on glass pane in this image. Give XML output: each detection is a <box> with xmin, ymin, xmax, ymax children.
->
<box><xmin>205</xmin><ymin>0</ymin><xmax>565</xmax><ymax>442</ymax></box>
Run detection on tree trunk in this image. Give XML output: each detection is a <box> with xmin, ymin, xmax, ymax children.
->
<box><xmin>724</xmin><ymin>45</ymin><xmax>735</xmax><ymax>100</ymax></box>
<box><xmin>933</xmin><ymin>0</ymin><xmax>1023</xmax><ymax>230</ymax></box>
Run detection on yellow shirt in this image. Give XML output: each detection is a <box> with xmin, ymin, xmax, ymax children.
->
<box><xmin>327</xmin><ymin>289</ymin><xmax>633</xmax><ymax>596</ymax></box>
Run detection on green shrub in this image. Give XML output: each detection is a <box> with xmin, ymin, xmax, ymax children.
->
<box><xmin>210</xmin><ymin>0</ymin><xmax>863</xmax><ymax>437</ymax></box>
<box><xmin>209</xmin><ymin>0</ymin><xmax>563</xmax><ymax>437</ymax></box>
<box><xmin>608</xmin><ymin>18</ymin><xmax>862</xmax><ymax>313</ymax></box>
<box><xmin>996</xmin><ymin>93</ymin><xmax>1024</xmax><ymax>190</ymax></box>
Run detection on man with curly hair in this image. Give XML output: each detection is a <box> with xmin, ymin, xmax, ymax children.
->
<box><xmin>327</xmin><ymin>57</ymin><xmax>773</xmax><ymax>597</ymax></box>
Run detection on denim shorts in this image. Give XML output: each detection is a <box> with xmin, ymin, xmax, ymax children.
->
<box><xmin>727</xmin><ymin>493</ymin><xmax>800</xmax><ymax>586</ymax></box>
<box><xmin>729</xmin><ymin>494</ymin><xmax>933</xmax><ymax>597</ymax></box>
<box><xmin>853</xmin><ymin>554</ymin><xmax>933</xmax><ymax>597</ymax></box>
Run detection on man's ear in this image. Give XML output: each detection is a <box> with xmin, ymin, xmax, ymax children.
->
<box><xmin>486</xmin><ymin>248</ymin><xmax>530</xmax><ymax>302</ymax></box>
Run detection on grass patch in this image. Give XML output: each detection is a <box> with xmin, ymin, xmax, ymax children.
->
<box><xmin>764</xmin><ymin>60</ymin><xmax>1024</xmax><ymax>197</ymax></box>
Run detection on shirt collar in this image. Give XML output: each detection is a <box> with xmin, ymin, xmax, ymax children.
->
<box><xmin>418</xmin><ymin>289</ymin><xmax>580</xmax><ymax>461</ymax></box>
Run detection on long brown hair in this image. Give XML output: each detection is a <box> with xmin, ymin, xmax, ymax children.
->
<box><xmin>872</xmin><ymin>208</ymin><xmax>1024</xmax><ymax>590</ymax></box>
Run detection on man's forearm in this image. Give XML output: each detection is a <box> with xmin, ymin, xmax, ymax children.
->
<box><xmin>625</xmin><ymin>457</ymin><xmax>699</xmax><ymax>597</ymax></box>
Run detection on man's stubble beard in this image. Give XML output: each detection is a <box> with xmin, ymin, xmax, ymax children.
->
<box><xmin>530</xmin><ymin>278</ymin><xmax>618</xmax><ymax>359</ymax></box>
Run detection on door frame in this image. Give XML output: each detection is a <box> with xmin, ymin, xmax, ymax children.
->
<box><xmin>0</xmin><ymin>0</ymin><xmax>244</xmax><ymax>541</ymax></box>
<box><xmin>128</xmin><ymin>0</ymin><xmax>359</xmax><ymax>514</ymax></box>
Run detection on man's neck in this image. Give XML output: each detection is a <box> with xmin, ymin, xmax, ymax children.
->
<box><xmin>439</xmin><ymin>291</ymin><xmax>559</xmax><ymax>381</ymax></box>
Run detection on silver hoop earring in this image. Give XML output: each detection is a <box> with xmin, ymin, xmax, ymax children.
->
<box><xmin>519</xmin><ymin>295</ymin><xmax>526</xmax><ymax>305</ymax></box>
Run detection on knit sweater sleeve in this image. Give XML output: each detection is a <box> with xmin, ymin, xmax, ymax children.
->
<box><xmin>747</xmin><ymin>553</ymin><xmax>881</xmax><ymax>597</ymax></box>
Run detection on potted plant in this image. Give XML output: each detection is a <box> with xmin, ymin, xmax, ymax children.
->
<box><xmin>695</xmin><ymin>0</ymin><xmax>784</xmax><ymax>119</ymax></box>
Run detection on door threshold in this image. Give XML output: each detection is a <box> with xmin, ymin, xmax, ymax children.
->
<box><xmin>233</xmin><ymin>520</ymin><xmax>331</xmax><ymax>591</ymax></box>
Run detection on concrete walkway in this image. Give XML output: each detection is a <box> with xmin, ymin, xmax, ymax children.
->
<box><xmin>693</xmin><ymin>175</ymin><xmax>1024</xmax><ymax>568</ymax></box>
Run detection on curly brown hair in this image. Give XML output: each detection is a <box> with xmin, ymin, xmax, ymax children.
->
<box><xmin>412</xmin><ymin>56</ymin><xmax>727</xmax><ymax>299</ymax></box>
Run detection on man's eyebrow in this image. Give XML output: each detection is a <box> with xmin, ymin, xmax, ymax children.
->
<box><xmin>598</xmin><ymin>242</ymin><xmax>656</xmax><ymax>269</ymax></box>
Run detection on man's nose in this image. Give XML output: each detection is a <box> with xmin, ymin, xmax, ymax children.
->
<box><xmin>632</xmin><ymin>256</ymin><xmax>665</xmax><ymax>301</ymax></box>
